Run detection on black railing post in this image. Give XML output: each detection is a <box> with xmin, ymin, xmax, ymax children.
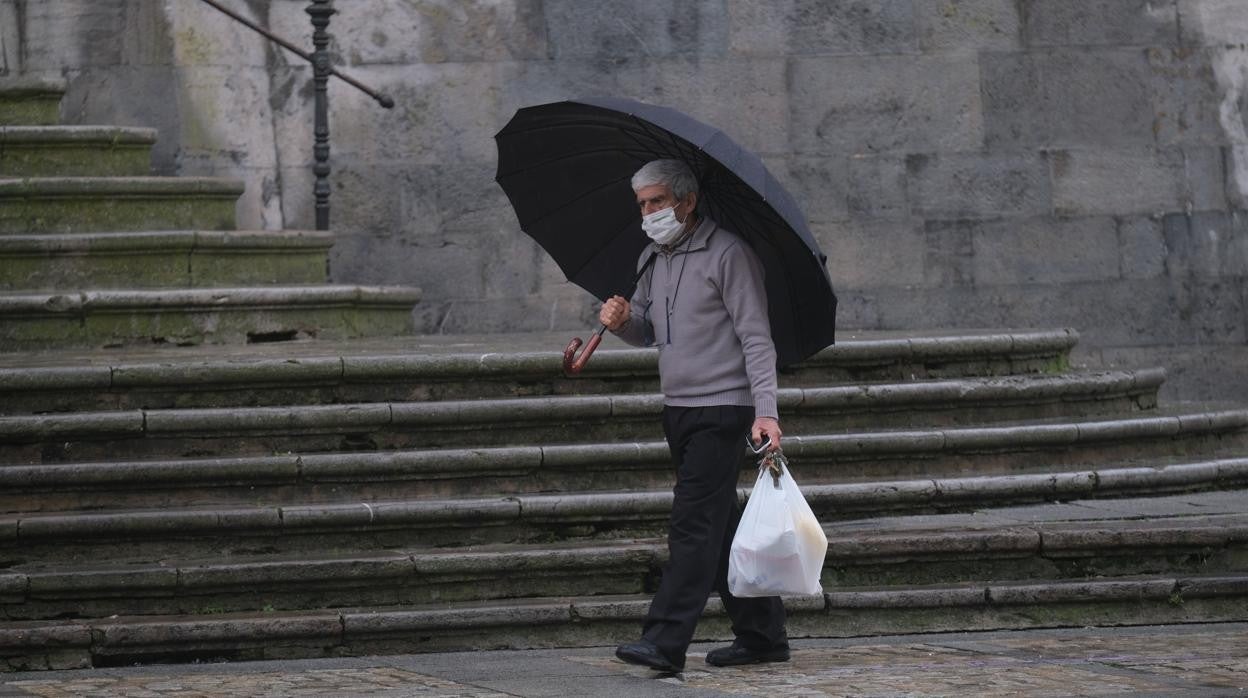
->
<box><xmin>307</xmin><ymin>0</ymin><xmax>335</xmax><ymax>231</ymax></box>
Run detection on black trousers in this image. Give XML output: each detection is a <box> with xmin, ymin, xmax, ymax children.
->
<box><xmin>641</xmin><ymin>405</ymin><xmax>787</xmax><ymax>663</ymax></box>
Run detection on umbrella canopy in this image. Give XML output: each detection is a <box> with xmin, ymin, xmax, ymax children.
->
<box><xmin>494</xmin><ymin>96</ymin><xmax>837</xmax><ymax>367</ymax></box>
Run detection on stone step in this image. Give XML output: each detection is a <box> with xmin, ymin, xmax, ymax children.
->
<box><xmin>0</xmin><ymin>369</ymin><xmax>1165</xmax><ymax>463</ymax></box>
<box><xmin>0</xmin><ymin>230</ymin><xmax>333</xmax><ymax>291</ymax></box>
<box><xmin>6</xmin><ymin>572</ymin><xmax>1246</xmax><ymax>670</ymax></box>
<box><xmin>3</xmin><ymin>446</ymin><xmax>1246</xmax><ymax>564</ymax></box>
<box><xmin>4</xmin><ymin>490</ymin><xmax>1247</xmax><ymax>669</ymax></box>
<box><xmin>3</xmin><ymin>490</ymin><xmax>1247</xmax><ymax>624</ymax></box>
<box><xmin>0</xmin><ymin>77</ymin><xmax>65</xmax><ymax>126</ymax></box>
<box><xmin>3</xmin><ymin>407</ymin><xmax>1241</xmax><ymax>507</ymax></box>
<box><xmin>0</xmin><ymin>285</ymin><xmax>421</xmax><ymax>351</ymax></box>
<box><xmin>0</xmin><ymin>126</ymin><xmax>156</xmax><ymax>177</ymax></box>
<box><xmin>0</xmin><ymin>177</ymin><xmax>243</xmax><ymax>234</ymax></box>
<box><xmin>0</xmin><ymin>329</ymin><xmax>1079</xmax><ymax>414</ymax></box>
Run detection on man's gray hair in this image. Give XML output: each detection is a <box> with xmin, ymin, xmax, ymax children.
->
<box><xmin>632</xmin><ymin>159</ymin><xmax>699</xmax><ymax>200</ymax></box>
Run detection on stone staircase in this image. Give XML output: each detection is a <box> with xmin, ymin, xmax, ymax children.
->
<box><xmin>2</xmin><ymin>77</ymin><xmax>1248</xmax><ymax>672</ymax></box>
<box><xmin>2</xmin><ymin>328</ymin><xmax>1248</xmax><ymax>670</ymax></box>
<box><xmin>0</xmin><ymin>76</ymin><xmax>420</xmax><ymax>349</ymax></box>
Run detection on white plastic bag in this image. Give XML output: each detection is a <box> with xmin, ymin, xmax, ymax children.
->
<box><xmin>728</xmin><ymin>453</ymin><xmax>827</xmax><ymax>597</ymax></box>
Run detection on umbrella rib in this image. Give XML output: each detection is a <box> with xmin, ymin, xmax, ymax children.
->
<box><xmin>627</xmin><ymin>116</ymin><xmax>701</xmax><ymax>164</ymax></box>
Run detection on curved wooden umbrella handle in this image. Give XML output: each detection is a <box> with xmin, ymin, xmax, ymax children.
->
<box><xmin>563</xmin><ymin>326</ymin><xmax>605</xmax><ymax>375</ymax></box>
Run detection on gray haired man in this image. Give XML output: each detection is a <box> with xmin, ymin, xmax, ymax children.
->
<box><xmin>602</xmin><ymin>159</ymin><xmax>789</xmax><ymax>672</ymax></box>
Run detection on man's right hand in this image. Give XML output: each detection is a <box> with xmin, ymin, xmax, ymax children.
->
<box><xmin>600</xmin><ymin>295</ymin><xmax>630</xmax><ymax>330</ymax></box>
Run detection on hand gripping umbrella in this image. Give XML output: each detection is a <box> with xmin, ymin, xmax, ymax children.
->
<box><xmin>494</xmin><ymin>97</ymin><xmax>838</xmax><ymax>373</ymax></box>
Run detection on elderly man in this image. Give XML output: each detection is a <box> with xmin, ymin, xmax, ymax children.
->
<box><xmin>603</xmin><ymin>159</ymin><xmax>789</xmax><ymax>672</ymax></box>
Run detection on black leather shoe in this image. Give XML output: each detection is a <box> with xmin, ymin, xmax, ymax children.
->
<box><xmin>705</xmin><ymin>642</ymin><xmax>791</xmax><ymax>667</ymax></box>
<box><xmin>615</xmin><ymin>640</ymin><xmax>683</xmax><ymax>671</ymax></box>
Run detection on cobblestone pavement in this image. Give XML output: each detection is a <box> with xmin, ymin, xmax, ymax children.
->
<box><xmin>3</xmin><ymin>624</ymin><xmax>1246</xmax><ymax>697</ymax></box>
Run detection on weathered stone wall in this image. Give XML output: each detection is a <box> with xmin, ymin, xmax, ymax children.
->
<box><xmin>6</xmin><ymin>0</ymin><xmax>1247</xmax><ymax>398</ymax></box>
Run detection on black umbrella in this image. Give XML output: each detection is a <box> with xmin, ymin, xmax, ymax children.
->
<box><xmin>494</xmin><ymin>96</ymin><xmax>837</xmax><ymax>371</ymax></box>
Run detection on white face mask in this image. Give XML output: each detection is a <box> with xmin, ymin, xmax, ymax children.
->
<box><xmin>641</xmin><ymin>206</ymin><xmax>686</xmax><ymax>246</ymax></box>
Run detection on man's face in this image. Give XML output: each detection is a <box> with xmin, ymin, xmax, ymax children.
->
<box><xmin>636</xmin><ymin>184</ymin><xmax>696</xmax><ymax>222</ymax></box>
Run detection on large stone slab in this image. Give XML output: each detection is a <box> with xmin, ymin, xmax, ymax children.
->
<box><xmin>982</xmin><ymin>49</ymin><xmax>1157</xmax><ymax>148</ymax></box>
<box><xmin>791</xmin><ymin>54</ymin><xmax>982</xmax><ymax>155</ymax></box>
<box><xmin>729</xmin><ymin>0</ymin><xmax>918</xmax><ymax>56</ymax></box>
<box><xmin>1019</xmin><ymin>0</ymin><xmax>1180</xmax><ymax>47</ymax></box>
<box><xmin>1049</xmin><ymin>147</ymin><xmax>1225</xmax><ymax>217</ymax></box>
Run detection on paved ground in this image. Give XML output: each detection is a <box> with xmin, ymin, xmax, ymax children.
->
<box><xmin>3</xmin><ymin>623</ymin><xmax>1246</xmax><ymax>697</ymax></box>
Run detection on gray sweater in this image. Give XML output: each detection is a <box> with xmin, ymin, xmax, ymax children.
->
<box><xmin>612</xmin><ymin>217</ymin><xmax>779</xmax><ymax>419</ymax></box>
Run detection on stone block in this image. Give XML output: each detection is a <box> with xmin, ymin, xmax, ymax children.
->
<box><xmin>268</xmin><ymin>0</ymin><xmax>547</xmax><ymax>65</ymax></box>
<box><xmin>791</xmin><ymin>54</ymin><xmax>982</xmax><ymax>154</ymax></box>
<box><xmin>907</xmin><ymin>153</ymin><xmax>1051</xmax><ymax>218</ymax></box>
<box><xmin>1184</xmin><ymin>146</ymin><xmax>1232</xmax><ymax>210</ymax></box>
<box><xmin>771</xmin><ymin>156</ymin><xmax>849</xmax><ymax>224</ymax></box>
<box><xmin>915</xmin><ymin>0</ymin><xmax>1021</xmax><ymax>53</ymax></box>
<box><xmin>1180</xmin><ymin>0</ymin><xmax>1248</xmax><ymax>46</ymax></box>
<box><xmin>848</xmin><ymin>154</ymin><xmax>909</xmax><ymax>219</ymax></box>
<box><xmin>729</xmin><ymin>0</ymin><xmax>918</xmax><ymax>55</ymax></box>
<box><xmin>615</xmin><ymin>58</ymin><xmax>792</xmax><ymax>156</ymax></box>
<box><xmin>982</xmin><ymin>50</ymin><xmax>1156</xmax><ymax>148</ymax></box>
<box><xmin>814</xmin><ymin>219</ymin><xmax>926</xmax><ymax>290</ymax></box>
<box><xmin>971</xmin><ymin>215</ymin><xmax>1120</xmax><ymax>286</ymax></box>
<box><xmin>498</xmin><ymin>56</ymin><xmax>791</xmax><ymax>155</ymax></box>
<box><xmin>978</xmin><ymin>51</ymin><xmax>1042</xmax><ymax>147</ymax></box>
<box><xmin>1044</xmin><ymin>51</ymin><xmax>1156</xmax><ymax>147</ymax></box>
<box><xmin>544</xmin><ymin>0</ymin><xmax>728</xmax><ymax>60</ymax></box>
<box><xmin>0</xmin><ymin>1</ymin><xmax>17</xmax><ymax>75</ymax></box>
<box><xmin>1117</xmin><ymin>216</ymin><xmax>1168</xmax><ymax>279</ymax></box>
<box><xmin>272</xmin><ymin>62</ymin><xmax>504</xmax><ymax>169</ymax></box>
<box><xmin>1162</xmin><ymin>211</ymin><xmax>1248</xmax><ymax>278</ymax></box>
<box><xmin>165</xmin><ymin>0</ymin><xmax>269</xmax><ymax>68</ymax></box>
<box><xmin>922</xmin><ymin>219</ymin><xmax>976</xmax><ymax>286</ymax></box>
<box><xmin>1147</xmin><ymin>47</ymin><xmax>1225</xmax><ymax>146</ymax></box>
<box><xmin>1019</xmin><ymin>0</ymin><xmax>1180</xmax><ymax>47</ymax></box>
<box><xmin>993</xmin><ymin>278</ymin><xmax>1246</xmax><ymax>346</ymax></box>
<box><xmin>20</xmin><ymin>0</ymin><xmax>130</xmax><ymax>70</ymax></box>
<box><xmin>173</xmin><ymin>66</ymin><xmax>280</xmax><ymax>173</ymax></box>
<box><xmin>1049</xmin><ymin>147</ymin><xmax>1212</xmax><ymax>217</ymax></box>
<box><xmin>791</xmin><ymin>0</ymin><xmax>918</xmax><ymax>55</ymax></box>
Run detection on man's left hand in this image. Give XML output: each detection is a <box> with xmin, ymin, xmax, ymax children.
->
<box><xmin>751</xmin><ymin>417</ymin><xmax>782</xmax><ymax>452</ymax></box>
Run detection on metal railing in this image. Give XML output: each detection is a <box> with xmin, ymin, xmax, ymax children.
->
<box><xmin>197</xmin><ymin>0</ymin><xmax>394</xmax><ymax>230</ymax></box>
